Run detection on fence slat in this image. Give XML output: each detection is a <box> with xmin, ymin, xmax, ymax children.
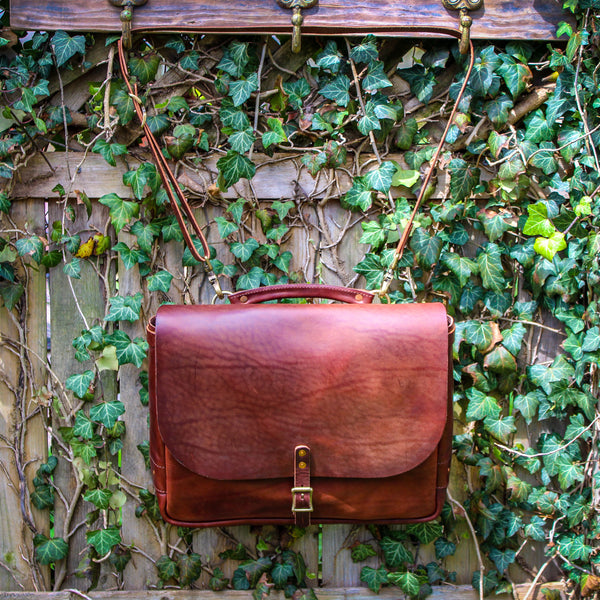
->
<box><xmin>118</xmin><ymin>230</ymin><xmax>164</xmax><ymax>589</ymax></box>
<box><xmin>48</xmin><ymin>201</ymin><xmax>116</xmax><ymax>590</ymax></box>
<box><xmin>0</xmin><ymin>199</ymin><xmax>49</xmax><ymax>590</ymax></box>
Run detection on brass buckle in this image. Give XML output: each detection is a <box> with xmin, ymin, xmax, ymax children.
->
<box><xmin>291</xmin><ymin>487</ymin><xmax>313</xmax><ymax>512</ymax></box>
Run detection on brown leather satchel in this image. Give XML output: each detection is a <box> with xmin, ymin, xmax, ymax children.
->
<box><xmin>147</xmin><ymin>285</ymin><xmax>454</xmax><ymax>527</ymax></box>
<box><xmin>116</xmin><ymin>26</ymin><xmax>475</xmax><ymax>526</ymax></box>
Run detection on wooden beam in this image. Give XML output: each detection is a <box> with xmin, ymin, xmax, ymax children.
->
<box><xmin>10</xmin><ymin>0</ymin><xmax>571</xmax><ymax>41</ymax></box>
<box><xmin>12</xmin><ymin>152</ymin><xmax>493</xmax><ymax>201</ymax></box>
<box><xmin>0</xmin><ymin>584</ymin><xmax>518</xmax><ymax>600</ymax></box>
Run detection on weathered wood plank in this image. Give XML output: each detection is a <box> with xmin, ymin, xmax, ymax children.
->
<box><xmin>12</xmin><ymin>152</ymin><xmax>478</xmax><ymax>201</ymax></box>
<box><xmin>0</xmin><ymin>199</ymin><xmax>49</xmax><ymax>591</ymax></box>
<box><xmin>47</xmin><ymin>200</ymin><xmax>115</xmax><ymax>590</ymax></box>
<box><xmin>118</xmin><ymin>230</ymin><xmax>164</xmax><ymax>589</ymax></box>
<box><xmin>0</xmin><ymin>583</ymin><xmax>523</xmax><ymax>599</ymax></box>
<box><xmin>10</xmin><ymin>0</ymin><xmax>571</xmax><ymax>40</ymax></box>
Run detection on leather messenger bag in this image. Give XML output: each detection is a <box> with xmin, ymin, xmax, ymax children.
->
<box><xmin>116</xmin><ymin>25</ymin><xmax>475</xmax><ymax>526</ymax></box>
<box><xmin>147</xmin><ymin>285</ymin><xmax>455</xmax><ymax>527</ymax></box>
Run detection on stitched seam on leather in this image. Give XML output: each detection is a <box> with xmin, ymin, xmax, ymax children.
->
<box><xmin>150</xmin><ymin>457</ymin><xmax>166</xmax><ymax>470</ymax></box>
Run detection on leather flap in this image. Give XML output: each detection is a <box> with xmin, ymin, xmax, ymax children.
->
<box><xmin>155</xmin><ymin>303</ymin><xmax>449</xmax><ymax>481</ymax></box>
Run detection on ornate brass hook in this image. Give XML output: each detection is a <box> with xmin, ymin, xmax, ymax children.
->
<box><xmin>276</xmin><ymin>0</ymin><xmax>318</xmax><ymax>53</ymax></box>
<box><xmin>111</xmin><ymin>0</ymin><xmax>148</xmax><ymax>49</ymax></box>
<box><xmin>441</xmin><ymin>0</ymin><xmax>483</xmax><ymax>54</ymax></box>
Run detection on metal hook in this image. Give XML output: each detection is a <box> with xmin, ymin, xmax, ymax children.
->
<box><xmin>276</xmin><ymin>0</ymin><xmax>318</xmax><ymax>53</ymax></box>
<box><xmin>110</xmin><ymin>0</ymin><xmax>148</xmax><ymax>49</ymax></box>
<box><xmin>441</xmin><ymin>0</ymin><xmax>483</xmax><ymax>54</ymax></box>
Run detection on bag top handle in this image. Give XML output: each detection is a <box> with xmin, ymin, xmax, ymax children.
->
<box><xmin>117</xmin><ymin>29</ymin><xmax>475</xmax><ymax>300</ymax></box>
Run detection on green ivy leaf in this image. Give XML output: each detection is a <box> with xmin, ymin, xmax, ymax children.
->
<box><xmin>477</xmin><ymin>243</ymin><xmax>506</xmax><ymax>292</ymax></box>
<box><xmin>230</xmin><ymin>238</ymin><xmax>260</xmax><ymax>261</ymax></box>
<box><xmin>399</xmin><ymin>65</ymin><xmax>436</xmax><ymax>104</ymax></box>
<box><xmin>354</xmin><ymin>253</ymin><xmax>384</xmax><ymax>289</ymax></box>
<box><xmin>147</xmin><ymin>270</ymin><xmax>173</xmax><ymax>293</ymax></box>
<box><xmin>485</xmin><ymin>94</ymin><xmax>514</xmax><ymax>127</ymax></box>
<box><xmin>411</xmin><ymin>228</ymin><xmax>442</xmax><ymax>269</ymax></box>
<box><xmin>434</xmin><ymin>538</ymin><xmax>456</xmax><ymax>559</ymax></box>
<box><xmin>73</xmin><ymin>410</ymin><xmax>94</xmax><ymax>439</ymax></box>
<box><xmin>229</xmin><ymin>73</ymin><xmax>259</xmax><ymax>107</ymax></box>
<box><xmin>111</xmin><ymin>87</ymin><xmax>135</xmax><ymax>125</ymax></box>
<box><xmin>559</xmin><ymin>535</ymin><xmax>592</xmax><ymax>562</ymax></box>
<box><xmin>34</xmin><ymin>535</ymin><xmax>69</xmax><ymax>565</ymax></box>
<box><xmin>104</xmin><ymin>330</ymin><xmax>148</xmax><ymax>368</ymax></box>
<box><xmin>99</xmin><ymin>193</ymin><xmax>139</xmax><ymax>233</ymax></box>
<box><xmin>514</xmin><ymin>391</ymin><xmax>541</xmax><ymax>424</ymax></box>
<box><xmin>86</xmin><ymin>527</ymin><xmax>121</xmax><ymax>555</ymax></box>
<box><xmin>362</xmin><ymin>61</ymin><xmax>392</xmax><ymax>92</ymax></box>
<box><xmin>406</xmin><ymin>522</ymin><xmax>443</xmax><ymax>545</ymax></box>
<box><xmin>217</xmin><ymin>151</ymin><xmax>256</xmax><ymax>191</ymax></box>
<box><xmin>128</xmin><ymin>54</ymin><xmax>160</xmax><ymax>85</ymax></box>
<box><xmin>236</xmin><ymin>266</ymin><xmax>264</xmax><ymax>290</ymax></box>
<box><xmin>484</xmin><ymin>345</ymin><xmax>517</xmax><ymax>373</ymax></box>
<box><xmin>449</xmin><ymin>158</ymin><xmax>480</xmax><ymax>202</ymax></box>
<box><xmin>350</xmin><ymin>36</ymin><xmax>379</xmax><ymax>63</ymax></box>
<box><xmin>112</xmin><ymin>242</ymin><xmax>149</xmax><ymax>270</ymax></box>
<box><xmin>31</xmin><ymin>485</ymin><xmax>54</xmax><ymax>510</ymax></box>
<box><xmin>319</xmin><ymin>75</ymin><xmax>351</xmax><ymax>107</ymax></box>
<box><xmin>534</xmin><ymin>231</ymin><xmax>566</xmax><ymax>261</ymax></box>
<box><xmin>465</xmin><ymin>387</ymin><xmax>501</xmax><ymax>421</ymax></box>
<box><xmin>341</xmin><ymin>177</ymin><xmax>374</xmax><ymax>212</ymax></box>
<box><xmin>83</xmin><ymin>488</ymin><xmax>113</xmax><ymax>510</ymax></box>
<box><xmin>16</xmin><ymin>236</ymin><xmax>44</xmax><ymax>264</ymax></box>
<box><xmin>65</xmin><ymin>370</ymin><xmax>95</xmax><ymax>399</ymax></box>
<box><xmin>217</xmin><ymin>41</ymin><xmax>250</xmax><ymax>78</ymax></box>
<box><xmin>178</xmin><ymin>553</ymin><xmax>203</xmax><ymax>587</ymax></box>
<box><xmin>92</xmin><ymin>139</ymin><xmax>128</xmax><ymax>167</ymax></box>
<box><xmin>229</xmin><ymin>127</ymin><xmax>256</xmax><ymax>153</ymax></box>
<box><xmin>364</xmin><ymin>161</ymin><xmax>396</xmax><ymax>194</ymax></box>
<box><xmin>484</xmin><ymin>414</ymin><xmax>517</xmax><ymax>442</ymax></box>
<box><xmin>528</xmin><ymin>354</ymin><xmax>574</xmax><ymax>394</ymax></box>
<box><xmin>63</xmin><ymin>258</ymin><xmax>82</xmax><ymax>279</ymax></box>
<box><xmin>380</xmin><ymin>537</ymin><xmax>413</xmax><ymax>568</ymax></box>
<box><xmin>105</xmin><ymin>293</ymin><xmax>143</xmax><ymax>323</ymax></box>
<box><xmin>351</xmin><ymin>543</ymin><xmax>378</xmax><ymax>562</ymax></box>
<box><xmin>388</xmin><ymin>571</ymin><xmax>421</xmax><ymax>597</ymax></box>
<box><xmin>89</xmin><ymin>401</ymin><xmax>125</xmax><ymax>429</ymax></box>
<box><xmin>489</xmin><ymin>548</ymin><xmax>516</xmax><ymax>574</ymax></box>
<box><xmin>262</xmin><ymin>117</ymin><xmax>287</xmax><ymax>149</ymax></box>
<box><xmin>271</xmin><ymin>562</ymin><xmax>294</xmax><ymax>588</ymax></box>
<box><xmin>51</xmin><ymin>31</ymin><xmax>86</xmax><ymax>67</ymax></box>
<box><xmin>360</xmin><ymin>566</ymin><xmax>388</xmax><ymax>593</ymax></box>
<box><xmin>441</xmin><ymin>252</ymin><xmax>477</xmax><ymax>287</ymax></box>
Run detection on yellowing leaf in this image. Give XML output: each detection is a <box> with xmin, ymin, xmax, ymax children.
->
<box><xmin>75</xmin><ymin>237</ymin><xmax>95</xmax><ymax>258</ymax></box>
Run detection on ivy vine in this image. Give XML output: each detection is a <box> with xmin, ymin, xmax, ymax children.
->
<box><xmin>1</xmin><ymin>0</ymin><xmax>600</xmax><ymax>596</ymax></box>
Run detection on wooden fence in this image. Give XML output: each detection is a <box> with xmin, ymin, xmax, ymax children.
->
<box><xmin>0</xmin><ymin>148</ymin><xmax>561</xmax><ymax>595</ymax></box>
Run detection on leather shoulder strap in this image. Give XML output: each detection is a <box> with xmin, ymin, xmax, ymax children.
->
<box><xmin>117</xmin><ymin>31</ymin><xmax>475</xmax><ymax>298</ymax></box>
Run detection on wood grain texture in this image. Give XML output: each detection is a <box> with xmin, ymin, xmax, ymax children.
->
<box><xmin>10</xmin><ymin>0</ymin><xmax>571</xmax><ymax>40</ymax></box>
<box><xmin>0</xmin><ymin>200</ymin><xmax>48</xmax><ymax>591</ymax></box>
<box><xmin>12</xmin><ymin>152</ymin><xmax>485</xmax><ymax>201</ymax></box>
<box><xmin>47</xmin><ymin>201</ymin><xmax>115</xmax><ymax>591</ymax></box>
<box><xmin>0</xmin><ymin>584</ymin><xmax>521</xmax><ymax>599</ymax></box>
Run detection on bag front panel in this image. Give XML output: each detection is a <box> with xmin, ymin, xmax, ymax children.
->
<box><xmin>158</xmin><ymin>444</ymin><xmax>443</xmax><ymax>526</ymax></box>
<box><xmin>148</xmin><ymin>300</ymin><xmax>453</xmax><ymax>526</ymax></box>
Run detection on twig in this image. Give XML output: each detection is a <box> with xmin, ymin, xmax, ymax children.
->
<box><xmin>249</xmin><ymin>40</ymin><xmax>268</xmax><ymax>162</ymax></box>
<box><xmin>447</xmin><ymin>489</ymin><xmax>485</xmax><ymax>600</ymax></box>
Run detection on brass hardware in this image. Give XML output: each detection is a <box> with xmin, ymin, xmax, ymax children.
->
<box><xmin>298</xmin><ymin>449</ymin><xmax>307</xmax><ymax>457</ymax></box>
<box><xmin>111</xmin><ymin>0</ymin><xmax>148</xmax><ymax>49</ymax></box>
<box><xmin>240</xmin><ymin>295</ymin><xmax>249</xmax><ymax>303</ymax></box>
<box><xmin>291</xmin><ymin>487</ymin><xmax>314</xmax><ymax>512</ymax></box>
<box><xmin>441</xmin><ymin>0</ymin><xmax>483</xmax><ymax>54</ymax></box>
<box><xmin>298</xmin><ymin>461</ymin><xmax>307</xmax><ymax>469</ymax></box>
<box><xmin>355</xmin><ymin>293</ymin><xmax>363</xmax><ymax>302</ymax></box>
<box><xmin>276</xmin><ymin>0</ymin><xmax>318</xmax><ymax>53</ymax></box>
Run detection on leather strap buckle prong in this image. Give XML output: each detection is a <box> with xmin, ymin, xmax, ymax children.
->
<box><xmin>291</xmin><ymin>487</ymin><xmax>313</xmax><ymax>512</ymax></box>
